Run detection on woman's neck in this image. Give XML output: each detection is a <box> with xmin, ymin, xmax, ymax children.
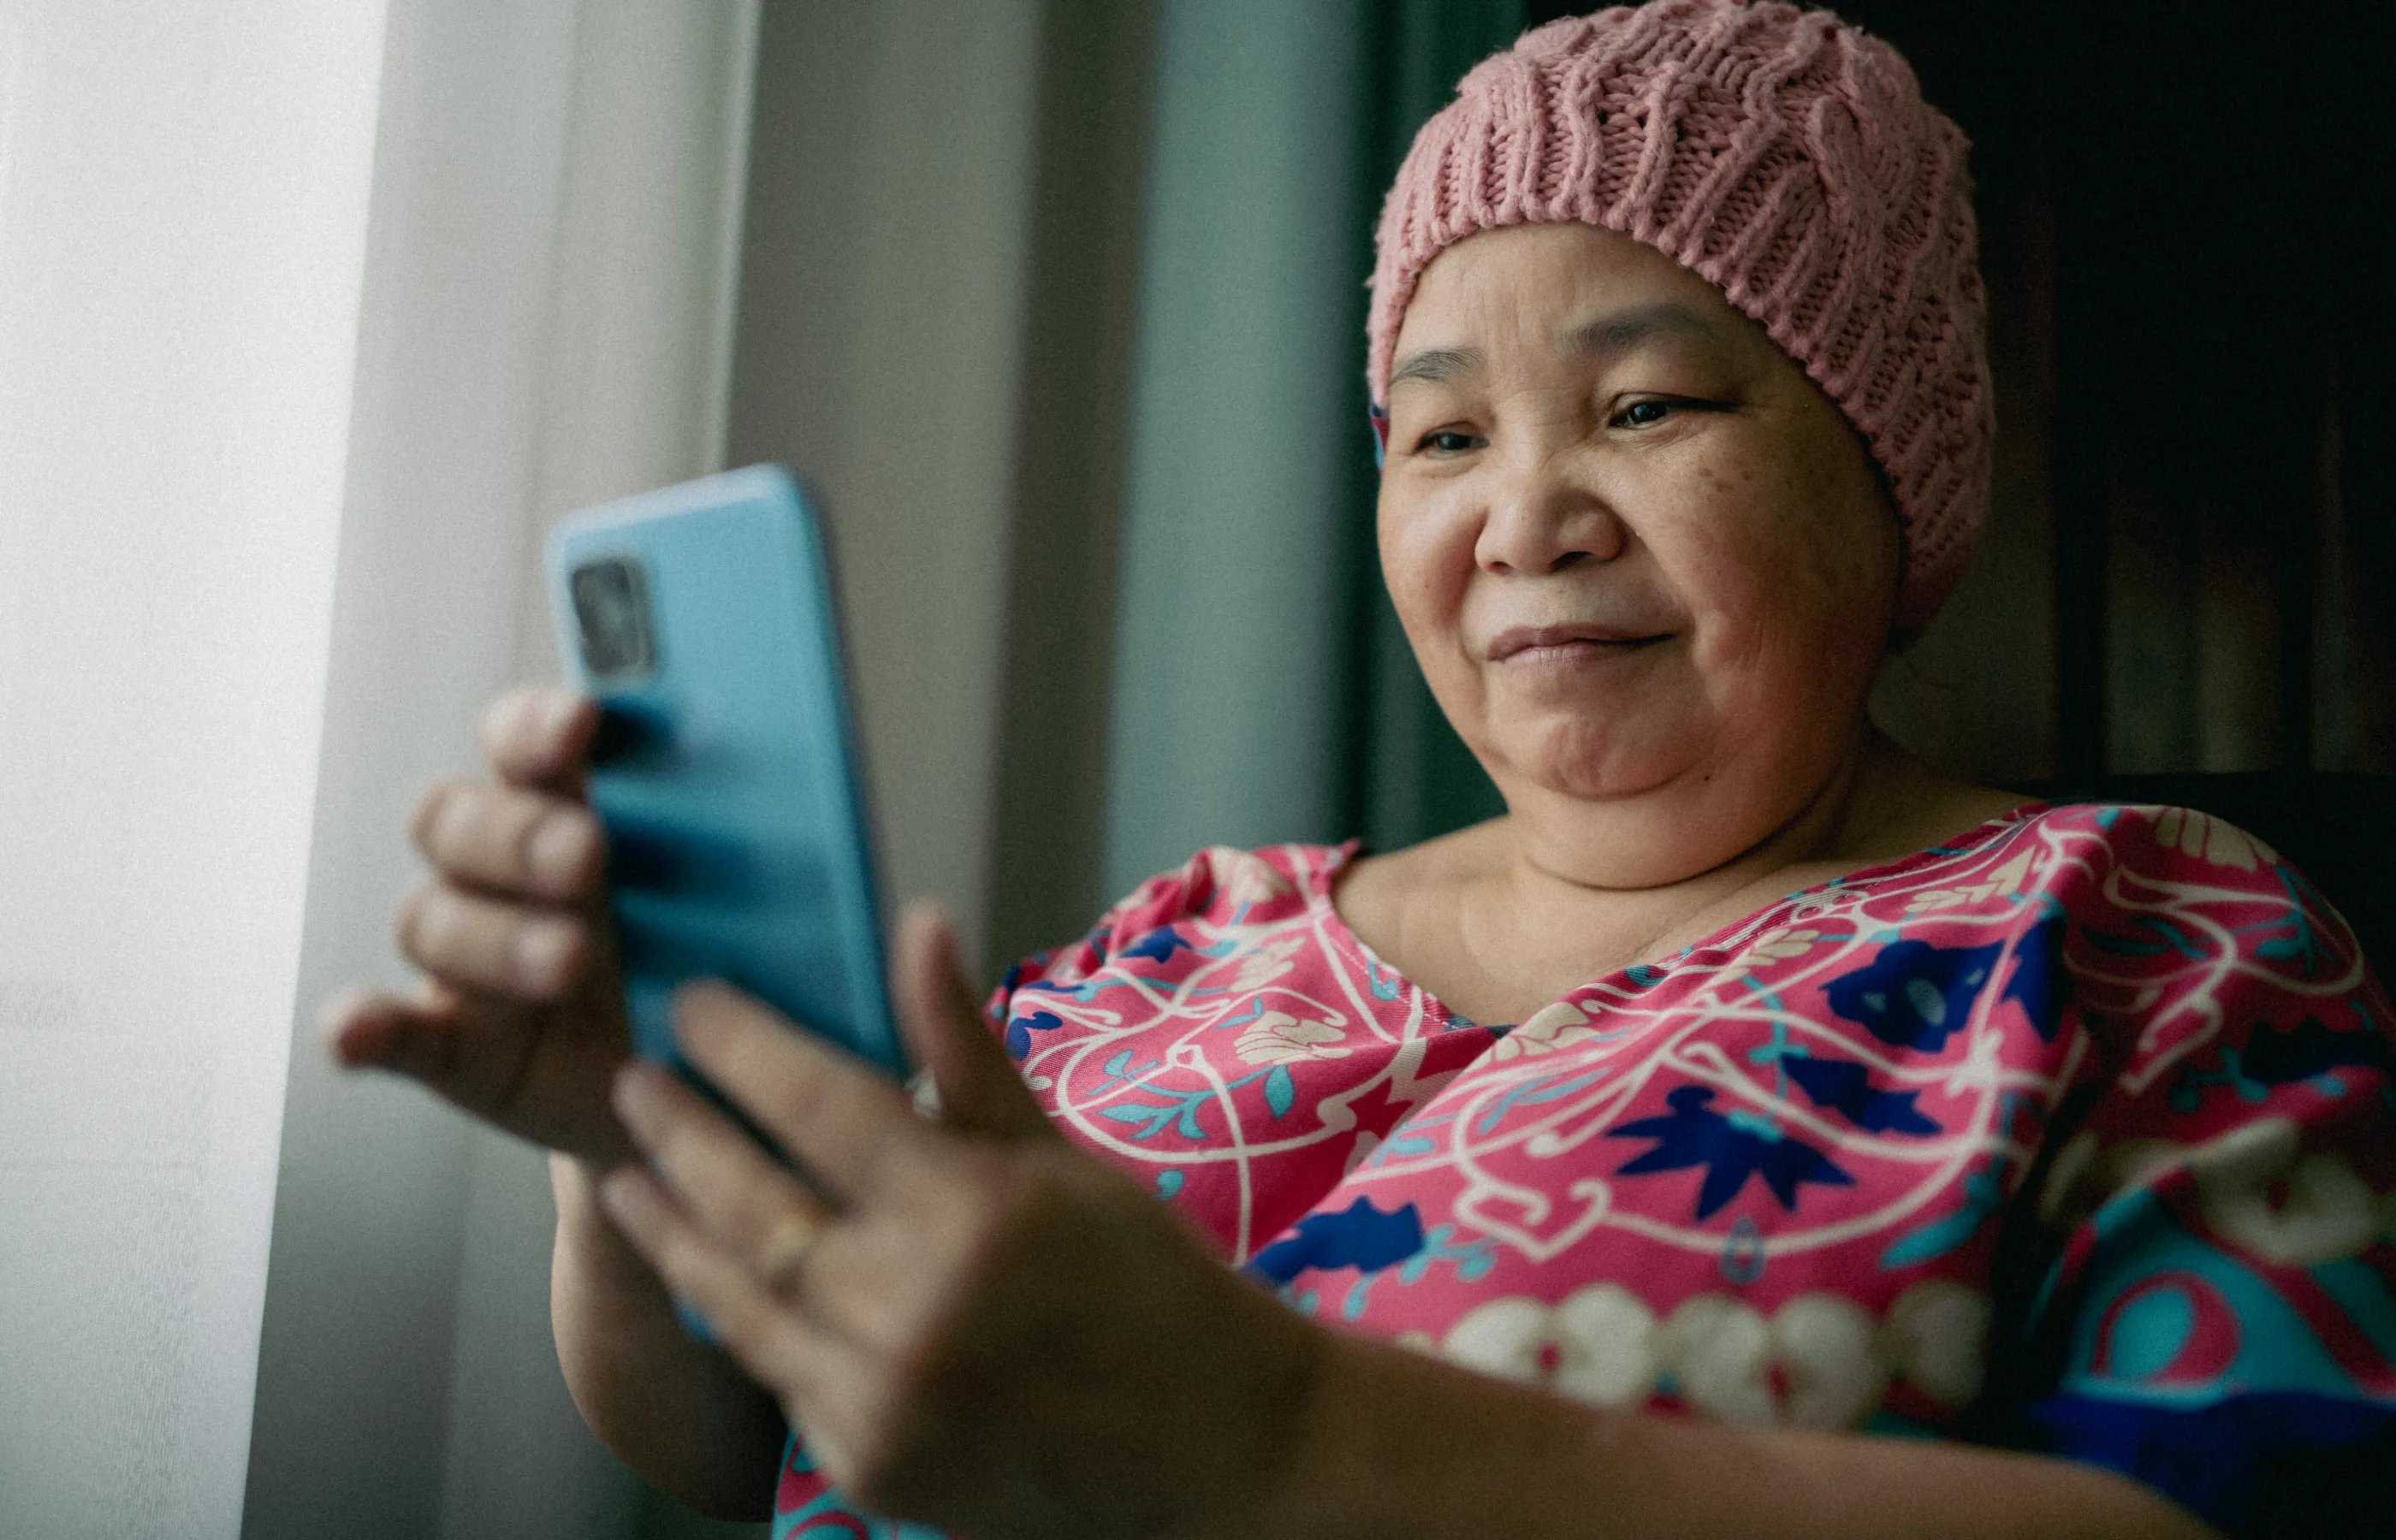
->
<box><xmin>1338</xmin><ymin>730</ymin><xmax>2024</xmax><ymax>1026</ymax></box>
<box><xmin>1500</xmin><ymin>722</ymin><xmax>1891</xmax><ymax>892</ymax></box>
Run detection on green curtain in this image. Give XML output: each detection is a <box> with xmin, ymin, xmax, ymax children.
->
<box><xmin>1100</xmin><ymin>0</ymin><xmax>1375</xmax><ymax>898</ymax></box>
<box><xmin>1331</xmin><ymin>0</ymin><xmax>1535</xmax><ymax>853</ymax></box>
<box><xmin>1100</xmin><ymin>0</ymin><xmax>1577</xmax><ymax>899</ymax></box>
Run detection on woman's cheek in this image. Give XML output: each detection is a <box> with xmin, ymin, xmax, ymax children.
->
<box><xmin>1378</xmin><ymin>483</ymin><xmax>1476</xmax><ymax>637</ymax></box>
<box><xmin>1765</xmin><ymin>411</ymin><xmax>1903</xmax><ymax>631</ymax></box>
<box><xmin>1668</xmin><ymin>458</ymin><xmax>1882</xmax><ymax>672</ymax></box>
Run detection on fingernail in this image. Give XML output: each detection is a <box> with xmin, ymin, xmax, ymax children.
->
<box><xmin>513</xmin><ymin>921</ymin><xmax>576</xmax><ymax>992</ymax></box>
<box><xmin>528</xmin><ymin>814</ymin><xmax>591</xmax><ymax>891</ymax></box>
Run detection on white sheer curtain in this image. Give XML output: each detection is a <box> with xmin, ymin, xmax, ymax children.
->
<box><xmin>4</xmin><ymin>0</ymin><xmax>1100</xmax><ymax>1531</ymax></box>
<box><xmin>0</xmin><ymin>3</ymin><xmax>390</xmax><ymax>1533</ymax></box>
<box><xmin>242</xmin><ymin>3</ymin><xmax>758</xmax><ymax>1537</ymax></box>
<box><xmin>0</xmin><ymin>2</ymin><xmax>758</xmax><ymax>1536</ymax></box>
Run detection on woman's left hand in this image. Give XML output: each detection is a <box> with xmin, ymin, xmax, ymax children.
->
<box><xmin>597</xmin><ymin>905</ymin><xmax>1328</xmax><ymax>1540</ymax></box>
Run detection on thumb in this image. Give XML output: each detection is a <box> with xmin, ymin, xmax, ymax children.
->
<box><xmin>892</xmin><ymin>903</ymin><xmax>1057</xmax><ymax>1144</ymax></box>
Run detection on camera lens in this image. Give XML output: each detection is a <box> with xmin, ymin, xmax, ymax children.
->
<box><xmin>570</xmin><ymin>558</ymin><xmax>656</xmax><ymax>678</ymax></box>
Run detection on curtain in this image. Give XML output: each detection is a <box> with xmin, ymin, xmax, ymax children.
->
<box><xmin>1330</xmin><ymin>0</ymin><xmax>1533</xmax><ymax>856</ymax></box>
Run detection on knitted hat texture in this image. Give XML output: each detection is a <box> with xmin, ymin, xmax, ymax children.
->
<box><xmin>1367</xmin><ymin>0</ymin><xmax>1992</xmax><ymax>630</ymax></box>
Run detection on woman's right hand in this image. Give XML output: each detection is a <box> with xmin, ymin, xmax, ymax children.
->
<box><xmin>322</xmin><ymin>684</ymin><xmax>637</xmax><ymax>1165</ymax></box>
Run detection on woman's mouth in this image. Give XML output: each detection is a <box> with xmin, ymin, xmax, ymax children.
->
<box><xmin>1486</xmin><ymin>622</ymin><xmax>1675</xmax><ymax>662</ymax></box>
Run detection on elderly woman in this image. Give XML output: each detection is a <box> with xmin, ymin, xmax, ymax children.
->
<box><xmin>327</xmin><ymin>3</ymin><xmax>2394</xmax><ymax>1537</ymax></box>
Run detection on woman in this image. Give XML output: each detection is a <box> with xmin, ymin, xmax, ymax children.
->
<box><xmin>326</xmin><ymin>3</ymin><xmax>2394</xmax><ymax>1536</ymax></box>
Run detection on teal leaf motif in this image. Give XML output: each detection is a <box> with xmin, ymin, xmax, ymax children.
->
<box><xmin>1096</xmin><ymin>1063</ymin><xmax>1305</xmax><ymax>1142</ymax></box>
<box><xmin>1212</xmin><ymin>998</ymin><xmax>1272</xmax><ymax>1033</ymax></box>
<box><xmin>1097</xmin><ymin>1102</ymin><xmax>1176</xmax><ymax>1139</ymax></box>
<box><xmin>1474</xmin><ymin>1069</ymin><xmax>1608</xmax><ymax>1135</ymax></box>
<box><xmin>1394</xmin><ymin>1223</ymin><xmax>1498</xmax><ymax>1286</ymax></box>
<box><xmin>2085</xmin><ymin>914</ymin><xmax>2206</xmax><ymax>960</ymax></box>
<box><xmin>1877</xmin><ymin>1162</ymin><xmax>2004</xmax><ymax>1270</ymax></box>
<box><xmin>2253</xmin><ymin>868</ymin><xmax>2329</xmax><ymax>975</ymax></box>
<box><xmin>1097</xmin><ymin>1075</ymin><xmax>1252</xmax><ymax>1140</ymax></box>
<box><xmin>1380</xmin><ymin>1133</ymin><xmax>1438</xmax><ymax>1158</ymax></box>
<box><xmin>1094</xmin><ymin>1048</ymin><xmax>1161</xmax><ymax>1097</ymax></box>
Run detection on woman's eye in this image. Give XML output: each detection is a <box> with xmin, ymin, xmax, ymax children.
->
<box><xmin>1418</xmin><ymin>429</ymin><xmax>1483</xmax><ymax>454</ymax></box>
<box><xmin>1614</xmin><ymin>399</ymin><xmax>1676</xmax><ymax>428</ymax></box>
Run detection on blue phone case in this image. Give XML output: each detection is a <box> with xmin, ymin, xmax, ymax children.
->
<box><xmin>544</xmin><ymin>465</ymin><xmax>904</xmax><ymax>1080</ymax></box>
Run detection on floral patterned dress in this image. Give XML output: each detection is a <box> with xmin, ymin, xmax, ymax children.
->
<box><xmin>775</xmin><ymin>803</ymin><xmax>2396</xmax><ymax>1537</ymax></box>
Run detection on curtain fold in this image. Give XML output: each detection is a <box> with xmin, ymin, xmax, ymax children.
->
<box><xmin>1332</xmin><ymin>0</ymin><xmax>1529</xmax><ymax>856</ymax></box>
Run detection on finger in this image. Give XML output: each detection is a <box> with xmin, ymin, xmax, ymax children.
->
<box><xmin>412</xmin><ymin>780</ymin><xmax>604</xmax><ymax>903</ymax></box>
<box><xmin>328</xmin><ymin>979</ymin><xmax>636</xmax><ymax>1163</ymax></box>
<box><xmin>397</xmin><ymin>881</ymin><xmax>590</xmax><ymax>1000</ymax></box>
<box><xmin>672</xmin><ymin>981</ymin><xmax>930</xmax><ymax>1203</ymax></box>
<box><xmin>320</xmin><ymin>986</ymin><xmax>463</xmax><ymax>1081</ymax></box>
<box><xmin>610</xmin><ymin>1060</ymin><xmax>836</xmax><ymax>1276</ymax></box>
<box><xmin>893</xmin><ymin>904</ymin><xmax>1056</xmax><ymax>1144</ymax></box>
<box><xmin>598</xmin><ymin>1165</ymin><xmax>870</xmax><ymax>1420</ymax></box>
<box><xmin>477</xmin><ymin>685</ymin><xmax>598</xmax><ymax>793</ymax></box>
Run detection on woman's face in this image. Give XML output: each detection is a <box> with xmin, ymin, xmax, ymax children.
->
<box><xmin>1379</xmin><ymin>222</ymin><xmax>1899</xmax><ymax>874</ymax></box>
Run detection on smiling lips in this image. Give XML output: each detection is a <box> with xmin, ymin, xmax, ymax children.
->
<box><xmin>1486</xmin><ymin>622</ymin><xmax>1675</xmax><ymax>661</ymax></box>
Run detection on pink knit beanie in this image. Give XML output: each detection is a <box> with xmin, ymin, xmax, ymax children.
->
<box><xmin>1367</xmin><ymin>0</ymin><xmax>1991</xmax><ymax>631</ymax></box>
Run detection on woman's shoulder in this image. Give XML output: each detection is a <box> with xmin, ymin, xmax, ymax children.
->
<box><xmin>2028</xmin><ymin>797</ymin><xmax>2284</xmax><ymax>868</ymax></box>
<box><xmin>1841</xmin><ymin>796</ymin><xmax>2304</xmax><ymax>923</ymax></box>
<box><xmin>1853</xmin><ymin>749</ymin><xmax>2299</xmax><ymax>898</ymax></box>
<box><xmin>995</xmin><ymin>843</ymin><xmax>1349</xmax><ymax>998</ymax></box>
<box><xmin>1950</xmin><ymin>797</ymin><xmax>2292</xmax><ymax>888</ymax></box>
<box><xmin>1117</xmin><ymin>842</ymin><xmax>1346</xmax><ymax>926</ymax></box>
<box><xmin>1870</xmin><ymin>797</ymin><xmax>2375</xmax><ymax>1016</ymax></box>
<box><xmin>1811</xmin><ymin>789</ymin><xmax>2358</xmax><ymax>996</ymax></box>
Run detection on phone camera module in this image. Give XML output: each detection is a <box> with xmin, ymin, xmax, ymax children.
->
<box><xmin>570</xmin><ymin>557</ymin><xmax>657</xmax><ymax>679</ymax></box>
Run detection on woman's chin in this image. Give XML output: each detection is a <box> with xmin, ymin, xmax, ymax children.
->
<box><xmin>1498</xmin><ymin>749</ymin><xmax>1679</xmax><ymax>810</ymax></box>
<box><xmin>1481</xmin><ymin>714</ymin><xmax>1696</xmax><ymax>807</ymax></box>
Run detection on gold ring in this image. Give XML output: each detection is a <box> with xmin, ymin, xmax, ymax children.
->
<box><xmin>754</xmin><ymin>1201</ymin><xmax>825</xmax><ymax>1286</ymax></box>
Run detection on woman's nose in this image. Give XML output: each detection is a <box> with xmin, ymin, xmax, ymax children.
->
<box><xmin>1474</xmin><ymin>453</ymin><xmax>1628</xmax><ymax>575</ymax></box>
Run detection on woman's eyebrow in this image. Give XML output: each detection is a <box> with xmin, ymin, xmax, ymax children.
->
<box><xmin>1390</xmin><ymin>305</ymin><xmax>1727</xmax><ymax>392</ymax></box>
<box><xmin>1386</xmin><ymin>346</ymin><xmax>1484</xmax><ymax>391</ymax></box>
<box><xmin>1562</xmin><ymin>303</ymin><xmax>1725</xmax><ymax>362</ymax></box>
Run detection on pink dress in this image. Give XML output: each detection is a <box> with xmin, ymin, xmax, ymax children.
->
<box><xmin>775</xmin><ymin>804</ymin><xmax>2396</xmax><ymax>1537</ymax></box>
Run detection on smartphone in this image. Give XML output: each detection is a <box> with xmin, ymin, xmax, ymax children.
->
<box><xmin>544</xmin><ymin>465</ymin><xmax>905</xmax><ymax>1081</ymax></box>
